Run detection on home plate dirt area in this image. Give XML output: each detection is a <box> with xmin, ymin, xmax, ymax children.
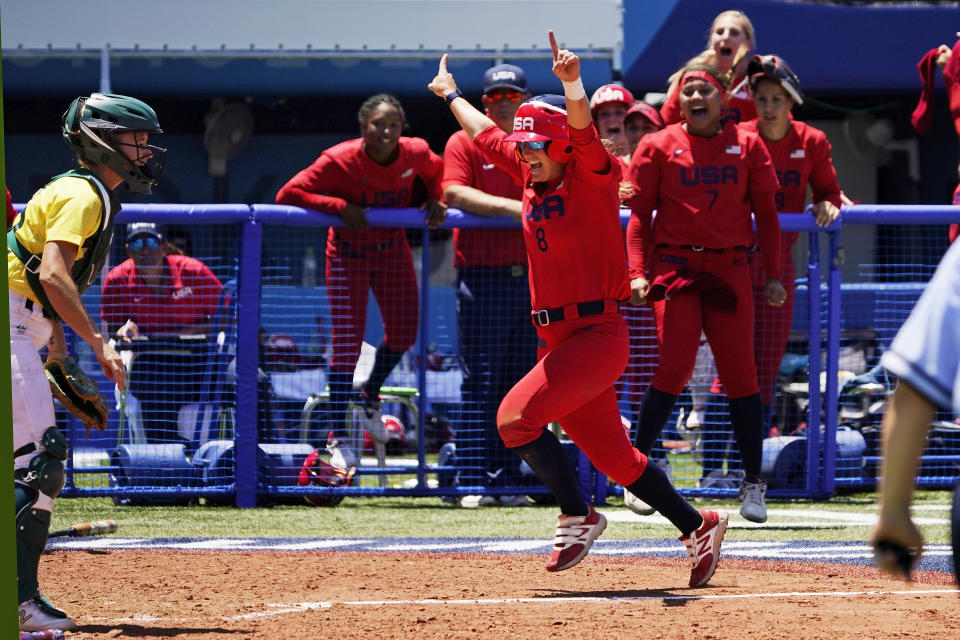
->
<box><xmin>42</xmin><ymin>543</ymin><xmax>959</xmax><ymax>639</ymax></box>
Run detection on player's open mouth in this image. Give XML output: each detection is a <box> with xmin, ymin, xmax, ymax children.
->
<box><xmin>719</xmin><ymin>46</ymin><xmax>732</xmax><ymax>57</ymax></box>
<box><xmin>528</xmin><ymin>161</ymin><xmax>543</xmax><ymax>171</ymax></box>
<box><xmin>690</xmin><ymin>106</ymin><xmax>708</xmax><ymax>117</ymax></box>
<box><xmin>605</xmin><ymin>126</ymin><xmax>621</xmax><ymax>135</ymax></box>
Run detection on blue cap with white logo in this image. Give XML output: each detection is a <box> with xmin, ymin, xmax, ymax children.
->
<box><xmin>483</xmin><ymin>64</ymin><xmax>527</xmax><ymax>94</ymax></box>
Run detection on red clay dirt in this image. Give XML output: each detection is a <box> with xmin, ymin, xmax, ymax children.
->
<box><xmin>43</xmin><ymin>549</ymin><xmax>959</xmax><ymax>639</ymax></box>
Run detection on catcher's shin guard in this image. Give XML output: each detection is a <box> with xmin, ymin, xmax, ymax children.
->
<box><xmin>15</xmin><ymin>483</ymin><xmax>52</xmax><ymax>603</ymax></box>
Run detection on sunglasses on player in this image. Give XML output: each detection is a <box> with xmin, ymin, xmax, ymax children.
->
<box><xmin>485</xmin><ymin>90</ymin><xmax>525</xmax><ymax>103</ymax></box>
<box><xmin>517</xmin><ymin>140</ymin><xmax>548</xmax><ymax>153</ymax></box>
<box><xmin>129</xmin><ymin>236</ymin><xmax>161</xmax><ymax>253</ymax></box>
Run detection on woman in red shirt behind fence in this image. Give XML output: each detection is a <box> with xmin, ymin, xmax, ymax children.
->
<box><xmin>276</xmin><ymin>94</ymin><xmax>445</xmax><ymax>468</ymax></box>
<box><xmin>625</xmin><ymin>57</ymin><xmax>785</xmax><ymax>524</ymax></box>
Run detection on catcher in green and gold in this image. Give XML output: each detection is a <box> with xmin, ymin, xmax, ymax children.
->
<box><xmin>9</xmin><ymin>93</ymin><xmax>165</xmax><ymax>633</ymax></box>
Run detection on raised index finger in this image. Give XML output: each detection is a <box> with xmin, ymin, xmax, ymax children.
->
<box><xmin>438</xmin><ymin>53</ymin><xmax>448</xmax><ymax>74</ymax></box>
<box><xmin>548</xmin><ymin>30</ymin><xmax>559</xmax><ymax>60</ymax></box>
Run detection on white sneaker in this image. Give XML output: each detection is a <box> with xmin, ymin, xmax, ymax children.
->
<box><xmin>327</xmin><ymin>439</ymin><xmax>359</xmax><ymax>470</ymax></box>
<box><xmin>624</xmin><ymin>459</ymin><xmax>672</xmax><ymax>516</ymax></box>
<box><xmin>459</xmin><ymin>495</ymin><xmax>497</xmax><ymax>508</ymax></box>
<box><xmin>623</xmin><ymin>489</ymin><xmax>656</xmax><ymax>515</ymax></box>
<box><xmin>357</xmin><ymin>391</ymin><xmax>386</xmax><ymax>444</ymax></box>
<box><xmin>19</xmin><ymin>595</ymin><xmax>78</xmax><ymax>632</ymax></box>
<box><xmin>739</xmin><ymin>479</ymin><xmax>768</xmax><ymax>523</ymax></box>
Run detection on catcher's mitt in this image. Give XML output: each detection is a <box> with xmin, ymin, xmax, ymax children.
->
<box><xmin>45</xmin><ymin>357</ymin><xmax>109</xmax><ymax>434</ymax></box>
<box><xmin>298</xmin><ymin>448</ymin><xmax>356</xmax><ymax>507</ymax></box>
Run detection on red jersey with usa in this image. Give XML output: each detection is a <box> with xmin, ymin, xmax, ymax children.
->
<box><xmin>101</xmin><ymin>254</ymin><xmax>223</xmax><ymax>334</ymax></box>
<box><xmin>473</xmin><ymin>125</ymin><xmax>630</xmax><ymax>311</ymax></box>
<box><xmin>275</xmin><ymin>136</ymin><xmax>443</xmax><ymax>257</ymax></box>
<box><xmin>741</xmin><ymin>119</ymin><xmax>841</xmax><ymax>245</ymax></box>
<box><xmin>442</xmin><ymin>129</ymin><xmax>526</xmax><ymax>268</ymax></box>
<box><xmin>627</xmin><ymin>121</ymin><xmax>780</xmax><ymax>274</ymax></box>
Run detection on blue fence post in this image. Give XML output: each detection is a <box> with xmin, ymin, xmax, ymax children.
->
<box><xmin>821</xmin><ymin>227</ymin><xmax>843</xmax><ymax>496</ymax></box>
<box><xmin>235</xmin><ymin>213</ymin><xmax>263</xmax><ymax>507</ymax></box>
<box><xmin>416</xmin><ymin>226</ymin><xmax>430</xmax><ymax>489</ymax></box>
<box><xmin>805</xmin><ymin>229</ymin><xmax>822</xmax><ymax>495</ymax></box>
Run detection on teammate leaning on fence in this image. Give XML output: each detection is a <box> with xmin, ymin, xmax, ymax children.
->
<box><xmin>9</xmin><ymin>93</ymin><xmax>165</xmax><ymax>632</ymax></box>
<box><xmin>659</xmin><ymin>9</ymin><xmax>758</xmax><ymax>126</ymax></box>
<box><xmin>275</xmin><ymin>94</ymin><xmax>446</xmax><ymax>470</ymax></box>
<box><xmin>441</xmin><ymin>64</ymin><xmax>538</xmax><ymax>507</ymax></box>
<box><xmin>623</xmin><ymin>58</ymin><xmax>784</xmax><ymax>524</ymax></box>
<box><xmin>429</xmin><ymin>30</ymin><xmax>727</xmax><ymax>587</ymax></box>
<box><xmin>872</xmin><ymin>239</ymin><xmax>960</xmax><ymax>584</ymax></box>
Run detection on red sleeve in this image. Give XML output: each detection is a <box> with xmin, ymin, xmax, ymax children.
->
<box><xmin>807</xmin><ymin>130</ymin><xmax>842</xmax><ymax>208</ymax></box>
<box><xmin>473</xmin><ymin>125</ymin><xmax>525</xmax><ymax>183</ymax></box>
<box><xmin>5</xmin><ymin>187</ymin><xmax>15</xmax><ymax>228</ymax></box>
<box><xmin>441</xmin><ymin>132</ymin><xmax>475</xmax><ymax>192</ymax></box>
<box><xmin>100</xmin><ymin>269</ymin><xmax>125</xmax><ymax>326</ymax></box>
<box><xmin>275</xmin><ymin>153</ymin><xmax>350</xmax><ymax>216</ymax></box>
<box><xmin>659</xmin><ymin>86</ymin><xmax>682</xmax><ymax>126</ymax></box>
<box><xmin>625</xmin><ymin>140</ymin><xmax>660</xmax><ymax>279</ymax></box>
<box><xmin>747</xmin><ymin>138</ymin><xmax>782</xmax><ymax>280</ymax></box>
<box><xmin>944</xmin><ymin>39</ymin><xmax>960</xmax><ymax>139</ymax></box>
<box><xmin>420</xmin><ymin>146</ymin><xmax>445</xmax><ymax>201</ymax></box>
<box><xmin>189</xmin><ymin>259</ymin><xmax>224</xmax><ymax>316</ymax></box>
<box><xmin>568</xmin><ymin>124</ymin><xmax>613</xmax><ymax>176</ymax></box>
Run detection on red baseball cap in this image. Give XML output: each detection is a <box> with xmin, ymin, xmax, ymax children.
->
<box><xmin>624</xmin><ymin>102</ymin><xmax>664</xmax><ymax>130</ymax></box>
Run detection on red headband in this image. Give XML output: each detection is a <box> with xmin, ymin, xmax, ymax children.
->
<box><xmin>680</xmin><ymin>71</ymin><xmax>727</xmax><ymax>99</ymax></box>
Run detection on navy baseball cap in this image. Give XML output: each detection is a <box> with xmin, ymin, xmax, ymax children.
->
<box><xmin>483</xmin><ymin>64</ymin><xmax>527</xmax><ymax>94</ymax></box>
<box><xmin>126</xmin><ymin>222</ymin><xmax>162</xmax><ymax>239</ymax></box>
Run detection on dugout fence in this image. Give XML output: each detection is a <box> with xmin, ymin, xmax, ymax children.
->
<box><xmin>56</xmin><ymin>204</ymin><xmax>960</xmax><ymax>507</ymax></box>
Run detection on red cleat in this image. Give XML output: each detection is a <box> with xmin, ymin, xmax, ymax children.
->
<box><xmin>680</xmin><ymin>509</ymin><xmax>728</xmax><ymax>587</ymax></box>
<box><xmin>546</xmin><ymin>504</ymin><xmax>607</xmax><ymax>572</ymax></box>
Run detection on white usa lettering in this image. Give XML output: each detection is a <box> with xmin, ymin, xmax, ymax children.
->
<box><xmin>491</xmin><ymin>71</ymin><xmax>516</xmax><ymax>82</ymax></box>
<box><xmin>514</xmin><ymin>116</ymin><xmax>536</xmax><ymax>131</ymax></box>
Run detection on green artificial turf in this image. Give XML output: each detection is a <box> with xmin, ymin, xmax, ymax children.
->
<box><xmin>51</xmin><ymin>490</ymin><xmax>952</xmax><ymax>545</ymax></box>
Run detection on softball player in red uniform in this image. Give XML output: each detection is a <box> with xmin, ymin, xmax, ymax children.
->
<box><xmin>744</xmin><ymin>55</ymin><xmax>842</xmax><ymax>413</ymax></box>
<box><xmin>697</xmin><ymin>55</ymin><xmax>844</xmax><ymax>480</ymax></box>
<box><xmin>589</xmin><ymin>83</ymin><xmax>635</xmax><ymax>159</ymax></box>
<box><xmin>659</xmin><ymin>10</ymin><xmax>757</xmax><ymax>126</ymax></box>
<box><xmin>625</xmin><ymin>60</ymin><xmax>785</xmax><ymax>524</ymax></box>
<box><xmin>622</xmin><ymin>102</ymin><xmax>664</xmax><ymax>164</ymax></box>
<box><xmin>276</xmin><ymin>94</ymin><xmax>445</xmax><ymax>468</ymax></box>
<box><xmin>429</xmin><ymin>31</ymin><xmax>727</xmax><ymax>587</ymax></box>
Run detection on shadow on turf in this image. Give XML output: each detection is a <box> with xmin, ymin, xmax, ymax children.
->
<box><xmin>78</xmin><ymin>624</ymin><xmax>252</xmax><ymax>636</ymax></box>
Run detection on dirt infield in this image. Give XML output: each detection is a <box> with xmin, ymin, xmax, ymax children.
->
<box><xmin>45</xmin><ymin>549</ymin><xmax>958</xmax><ymax>639</ymax></box>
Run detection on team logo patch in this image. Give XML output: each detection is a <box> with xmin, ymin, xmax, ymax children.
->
<box><xmin>15</xmin><ymin>324</ymin><xmax>26</xmax><ymax>335</ymax></box>
<box><xmin>491</xmin><ymin>70</ymin><xmax>517</xmax><ymax>82</ymax></box>
<box><xmin>401</xmin><ymin>168</ymin><xmax>414</xmax><ymax>179</ymax></box>
<box><xmin>674</xmin><ymin>149</ymin><xmax>686</xmax><ymax>156</ymax></box>
<box><xmin>725</xmin><ymin>145</ymin><xmax>741</xmax><ymax>154</ymax></box>
<box><xmin>790</xmin><ymin>149</ymin><xmax>805</xmax><ymax>159</ymax></box>
<box><xmin>482</xmin><ymin>163</ymin><xmax>496</xmax><ymax>170</ymax></box>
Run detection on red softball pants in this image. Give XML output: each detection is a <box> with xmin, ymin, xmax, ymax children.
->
<box><xmin>650</xmin><ymin>247</ymin><xmax>760</xmax><ymax>400</ymax></box>
<box><xmin>496</xmin><ymin>312</ymin><xmax>648</xmax><ymax>487</ymax></box>
<box><xmin>326</xmin><ymin>239</ymin><xmax>419</xmax><ymax>372</ymax></box>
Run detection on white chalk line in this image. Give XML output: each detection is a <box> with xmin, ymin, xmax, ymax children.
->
<box><xmin>222</xmin><ymin>588</ymin><xmax>959</xmax><ymax>620</ymax></box>
<box><xmin>79</xmin><ymin>588</ymin><xmax>958</xmax><ymax>625</ymax></box>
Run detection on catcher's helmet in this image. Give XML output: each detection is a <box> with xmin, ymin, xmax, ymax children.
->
<box><xmin>746</xmin><ymin>54</ymin><xmax>803</xmax><ymax>105</ymax></box>
<box><xmin>362</xmin><ymin>414</ymin><xmax>407</xmax><ymax>455</ymax></box>
<box><xmin>589</xmin><ymin>84</ymin><xmax>635</xmax><ymax>117</ymax></box>
<box><xmin>505</xmin><ymin>95</ymin><xmax>573</xmax><ymax>163</ymax></box>
<box><xmin>298</xmin><ymin>449</ymin><xmax>356</xmax><ymax>506</ymax></box>
<box><xmin>62</xmin><ymin>93</ymin><xmax>166</xmax><ymax>194</ymax></box>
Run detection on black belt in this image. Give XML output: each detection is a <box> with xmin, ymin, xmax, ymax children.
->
<box><xmin>340</xmin><ymin>238</ymin><xmax>395</xmax><ymax>259</ymax></box>
<box><xmin>656</xmin><ymin>244</ymin><xmax>752</xmax><ymax>254</ymax></box>
<box><xmin>531</xmin><ymin>299</ymin><xmax>620</xmax><ymax>327</ymax></box>
<box><xmin>20</xmin><ymin>296</ymin><xmax>50</xmax><ymax>318</ymax></box>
